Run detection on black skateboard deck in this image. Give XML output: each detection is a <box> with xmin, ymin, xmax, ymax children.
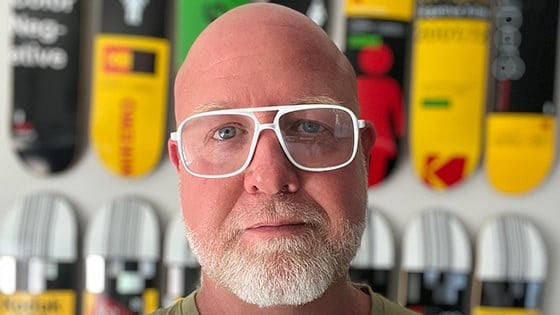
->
<box><xmin>485</xmin><ymin>0</ymin><xmax>559</xmax><ymax>195</ymax></box>
<box><xmin>10</xmin><ymin>0</ymin><xmax>82</xmax><ymax>175</ymax></box>
<box><xmin>269</xmin><ymin>0</ymin><xmax>331</xmax><ymax>31</ymax></box>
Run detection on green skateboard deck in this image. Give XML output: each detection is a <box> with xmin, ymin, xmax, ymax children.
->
<box><xmin>83</xmin><ymin>196</ymin><xmax>160</xmax><ymax>314</ymax></box>
<box><xmin>175</xmin><ymin>0</ymin><xmax>248</xmax><ymax>69</ymax></box>
<box><xmin>344</xmin><ymin>0</ymin><xmax>413</xmax><ymax>187</ymax></box>
<box><xmin>10</xmin><ymin>0</ymin><xmax>82</xmax><ymax>175</ymax></box>
<box><xmin>90</xmin><ymin>0</ymin><xmax>170</xmax><ymax>178</ymax></box>
<box><xmin>410</xmin><ymin>0</ymin><xmax>491</xmax><ymax>190</ymax></box>
<box><xmin>400</xmin><ymin>210</ymin><xmax>472</xmax><ymax>314</ymax></box>
<box><xmin>472</xmin><ymin>215</ymin><xmax>547</xmax><ymax>315</ymax></box>
<box><xmin>485</xmin><ymin>0</ymin><xmax>558</xmax><ymax>195</ymax></box>
<box><xmin>0</xmin><ymin>193</ymin><xmax>78</xmax><ymax>315</ymax></box>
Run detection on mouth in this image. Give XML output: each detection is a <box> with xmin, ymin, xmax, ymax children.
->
<box><xmin>245</xmin><ymin>220</ymin><xmax>309</xmax><ymax>237</ymax></box>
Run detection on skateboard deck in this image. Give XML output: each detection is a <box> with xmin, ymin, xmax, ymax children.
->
<box><xmin>0</xmin><ymin>193</ymin><xmax>78</xmax><ymax>315</ymax></box>
<box><xmin>175</xmin><ymin>0</ymin><xmax>248</xmax><ymax>69</ymax></box>
<box><xmin>349</xmin><ymin>208</ymin><xmax>395</xmax><ymax>298</ymax></box>
<box><xmin>485</xmin><ymin>0</ymin><xmax>558</xmax><ymax>195</ymax></box>
<box><xmin>10</xmin><ymin>0</ymin><xmax>82</xmax><ymax>175</ymax></box>
<box><xmin>83</xmin><ymin>196</ymin><xmax>160</xmax><ymax>314</ymax></box>
<box><xmin>400</xmin><ymin>210</ymin><xmax>472</xmax><ymax>314</ymax></box>
<box><xmin>270</xmin><ymin>0</ymin><xmax>331</xmax><ymax>31</ymax></box>
<box><xmin>345</xmin><ymin>0</ymin><xmax>413</xmax><ymax>187</ymax></box>
<box><xmin>90</xmin><ymin>0</ymin><xmax>170</xmax><ymax>178</ymax></box>
<box><xmin>162</xmin><ymin>215</ymin><xmax>200</xmax><ymax>307</ymax></box>
<box><xmin>472</xmin><ymin>215</ymin><xmax>547</xmax><ymax>315</ymax></box>
<box><xmin>409</xmin><ymin>0</ymin><xmax>491</xmax><ymax>190</ymax></box>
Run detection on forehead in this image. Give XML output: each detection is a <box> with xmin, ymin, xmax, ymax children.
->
<box><xmin>173</xmin><ymin>12</ymin><xmax>358</xmax><ymax>121</ymax></box>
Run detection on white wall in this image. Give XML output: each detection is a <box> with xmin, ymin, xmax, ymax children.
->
<box><xmin>1</xmin><ymin>1</ymin><xmax>559</xmax><ymax>313</ymax></box>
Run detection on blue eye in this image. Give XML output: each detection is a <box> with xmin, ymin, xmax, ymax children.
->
<box><xmin>214</xmin><ymin>126</ymin><xmax>237</xmax><ymax>140</ymax></box>
<box><xmin>299</xmin><ymin>121</ymin><xmax>325</xmax><ymax>133</ymax></box>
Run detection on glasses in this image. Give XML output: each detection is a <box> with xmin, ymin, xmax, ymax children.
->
<box><xmin>170</xmin><ymin>104</ymin><xmax>366</xmax><ymax>178</ymax></box>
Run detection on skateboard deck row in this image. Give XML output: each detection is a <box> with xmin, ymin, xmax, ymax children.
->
<box><xmin>399</xmin><ymin>210</ymin><xmax>547</xmax><ymax>315</ymax></box>
<box><xmin>0</xmin><ymin>193</ymin><xmax>549</xmax><ymax>313</ymax></box>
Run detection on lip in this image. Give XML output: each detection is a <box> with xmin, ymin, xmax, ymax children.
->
<box><xmin>247</xmin><ymin>220</ymin><xmax>306</xmax><ymax>230</ymax></box>
<box><xmin>243</xmin><ymin>220</ymin><xmax>310</xmax><ymax>237</ymax></box>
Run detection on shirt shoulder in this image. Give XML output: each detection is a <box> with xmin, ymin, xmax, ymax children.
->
<box><xmin>150</xmin><ymin>292</ymin><xmax>199</xmax><ymax>315</ymax></box>
<box><xmin>353</xmin><ymin>283</ymin><xmax>418</xmax><ymax>315</ymax></box>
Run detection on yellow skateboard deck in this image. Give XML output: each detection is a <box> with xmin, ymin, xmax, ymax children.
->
<box><xmin>484</xmin><ymin>0</ymin><xmax>558</xmax><ymax>195</ymax></box>
<box><xmin>90</xmin><ymin>35</ymin><xmax>169</xmax><ymax>178</ymax></box>
<box><xmin>90</xmin><ymin>0</ymin><xmax>170</xmax><ymax>178</ymax></box>
<box><xmin>486</xmin><ymin>114</ymin><xmax>555</xmax><ymax>195</ymax></box>
<box><xmin>410</xmin><ymin>3</ymin><xmax>490</xmax><ymax>190</ymax></box>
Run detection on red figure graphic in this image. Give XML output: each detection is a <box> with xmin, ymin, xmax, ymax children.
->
<box><xmin>357</xmin><ymin>44</ymin><xmax>405</xmax><ymax>187</ymax></box>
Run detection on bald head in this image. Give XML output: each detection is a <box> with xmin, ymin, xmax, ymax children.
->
<box><xmin>174</xmin><ymin>3</ymin><xmax>358</xmax><ymax>120</ymax></box>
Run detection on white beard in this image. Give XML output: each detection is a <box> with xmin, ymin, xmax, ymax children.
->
<box><xmin>183</xmin><ymin>197</ymin><xmax>365</xmax><ymax>307</ymax></box>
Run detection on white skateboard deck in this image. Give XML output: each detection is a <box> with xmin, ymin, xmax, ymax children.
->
<box><xmin>400</xmin><ymin>209</ymin><xmax>472</xmax><ymax>314</ymax></box>
<box><xmin>0</xmin><ymin>193</ymin><xmax>78</xmax><ymax>315</ymax></box>
<box><xmin>83</xmin><ymin>196</ymin><xmax>160</xmax><ymax>314</ymax></box>
<box><xmin>472</xmin><ymin>215</ymin><xmax>547</xmax><ymax>315</ymax></box>
<box><xmin>162</xmin><ymin>215</ymin><xmax>200</xmax><ymax>307</ymax></box>
<box><xmin>350</xmin><ymin>208</ymin><xmax>395</xmax><ymax>298</ymax></box>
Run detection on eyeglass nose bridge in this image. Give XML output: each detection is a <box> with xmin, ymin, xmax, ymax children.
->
<box><xmin>250</xmin><ymin>122</ymin><xmax>292</xmax><ymax>161</ymax></box>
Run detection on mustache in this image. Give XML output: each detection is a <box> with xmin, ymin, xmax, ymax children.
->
<box><xmin>227</xmin><ymin>196</ymin><xmax>328</xmax><ymax>233</ymax></box>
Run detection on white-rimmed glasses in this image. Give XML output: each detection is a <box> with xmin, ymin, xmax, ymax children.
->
<box><xmin>170</xmin><ymin>104</ymin><xmax>366</xmax><ymax>178</ymax></box>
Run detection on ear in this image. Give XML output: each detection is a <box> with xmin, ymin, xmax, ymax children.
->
<box><xmin>359</xmin><ymin>121</ymin><xmax>376</xmax><ymax>170</ymax></box>
<box><xmin>168</xmin><ymin>138</ymin><xmax>180</xmax><ymax>171</ymax></box>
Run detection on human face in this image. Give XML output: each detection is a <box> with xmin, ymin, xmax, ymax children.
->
<box><xmin>170</xmin><ymin>8</ymin><xmax>373</xmax><ymax>307</ymax></box>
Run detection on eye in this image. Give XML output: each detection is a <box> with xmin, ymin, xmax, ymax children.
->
<box><xmin>298</xmin><ymin>120</ymin><xmax>326</xmax><ymax>133</ymax></box>
<box><xmin>213</xmin><ymin>126</ymin><xmax>239</xmax><ymax>140</ymax></box>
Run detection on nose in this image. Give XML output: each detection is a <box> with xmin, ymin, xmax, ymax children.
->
<box><xmin>243</xmin><ymin>129</ymin><xmax>300</xmax><ymax>195</ymax></box>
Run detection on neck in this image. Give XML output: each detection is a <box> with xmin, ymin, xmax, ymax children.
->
<box><xmin>195</xmin><ymin>273</ymin><xmax>371</xmax><ymax>315</ymax></box>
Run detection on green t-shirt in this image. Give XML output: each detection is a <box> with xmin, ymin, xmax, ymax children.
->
<box><xmin>151</xmin><ymin>284</ymin><xmax>417</xmax><ymax>315</ymax></box>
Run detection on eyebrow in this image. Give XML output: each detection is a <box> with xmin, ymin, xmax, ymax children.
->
<box><xmin>291</xmin><ymin>95</ymin><xmax>342</xmax><ymax>105</ymax></box>
<box><xmin>191</xmin><ymin>103</ymin><xmax>231</xmax><ymax>114</ymax></box>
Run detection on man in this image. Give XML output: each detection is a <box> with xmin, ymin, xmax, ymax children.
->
<box><xmin>156</xmin><ymin>3</ymin><xmax>416</xmax><ymax>315</ymax></box>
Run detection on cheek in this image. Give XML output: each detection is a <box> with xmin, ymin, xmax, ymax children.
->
<box><xmin>304</xmin><ymin>162</ymin><xmax>368</xmax><ymax>224</ymax></box>
<box><xmin>179</xmin><ymin>174</ymin><xmax>243</xmax><ymax>236</ymax></box>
